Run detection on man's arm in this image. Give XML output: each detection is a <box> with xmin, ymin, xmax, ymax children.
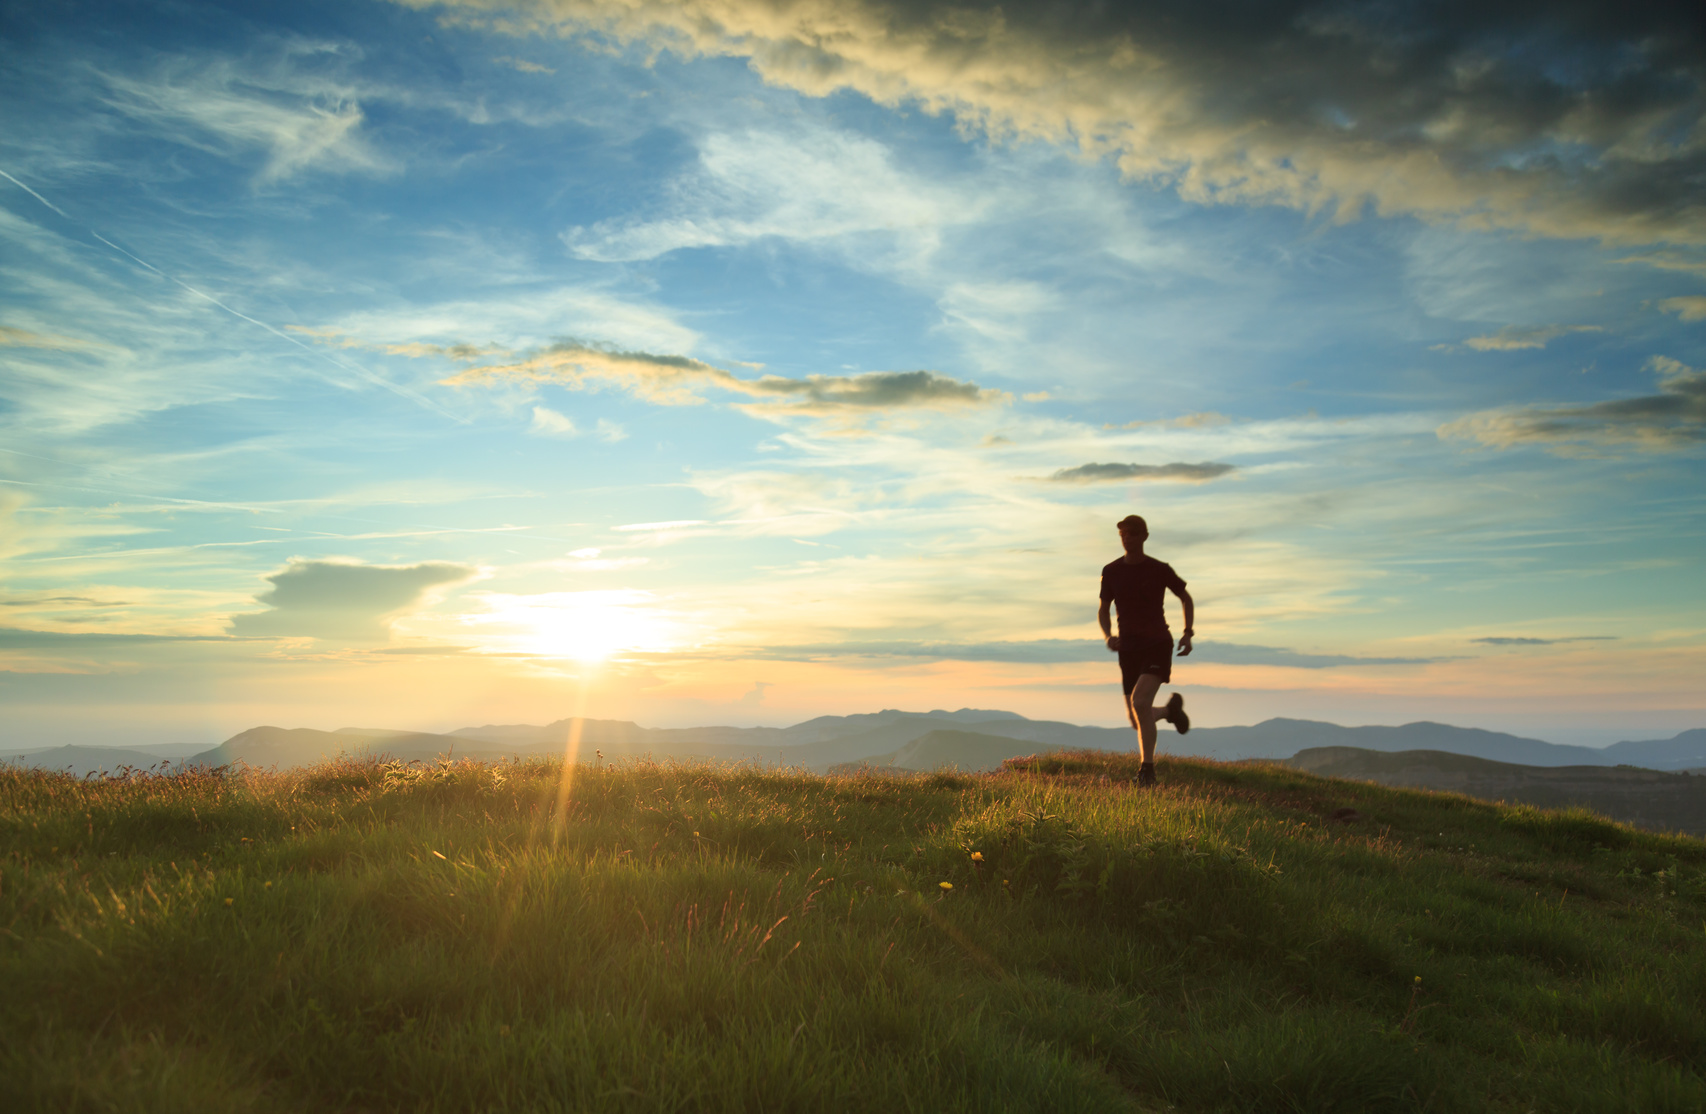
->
<box><xmin>1175</xmin><ymin>587</ymin><xmax>1194</xmax><ymax>656</ymax></box>
<box><xmin>1098</xmin><ymin>599</ymin><xmax>1118</xmax><ymax>651</ymax></box>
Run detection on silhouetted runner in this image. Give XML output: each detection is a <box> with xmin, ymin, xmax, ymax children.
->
<box><xmin>1097</xmin><ymin>514</ymin><xmax>1193</xmax><ymax>787</ymax></box>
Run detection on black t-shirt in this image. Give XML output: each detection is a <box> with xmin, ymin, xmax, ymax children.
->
<box><xmin>1100</xmin><ymin>555</ymin><xmax>1186</xmax><ymax>638</ymax></box>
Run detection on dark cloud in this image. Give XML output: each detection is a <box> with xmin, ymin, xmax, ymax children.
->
<box><xmin>226</xmin><ymin>559</ymin><xmax>476</xmax><ymax>641</ymax></box>
<box><xmin>441</xmin><ymin>341</ymin><xmax>1005</xmax><ymax>414</ymax></box>
<box><xmin>421</xmin><ymin>0</ymin><xmax>1706</xmax><ymax>245</ymax></box>
<box><xmin>1472</xmin><ymin>636</ymin><xmax>1616</xmax><ymax>646</ymax></box>
<box><xmin>1048</xmin><ymin>462</ymin><xmax>1235</xmax><ymax>484</ymax></box>
<box><xmin>1440</xmin><ymin>357</ymin><xmax>1706</xmax><ymax>452</ymax></box>
<box><xmin>0</xmin><ymin>596</ymin><xmax>117</xmax><ymax>607</ymax></box>
<box><xmin>744</xmin><ymin>369</ymin><xmax>991</xmax><ymax>411</ymax></box>
<box><xmin>0</xmin><ymin>628</ymin><xmax>241</xmax><ymax>647</ymax></box>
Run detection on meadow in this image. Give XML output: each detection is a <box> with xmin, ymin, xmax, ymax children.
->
<box><xmin>2</xmin><ymin>749</ymin><xmax>1703</xmax><ymax>1113</ymax></box>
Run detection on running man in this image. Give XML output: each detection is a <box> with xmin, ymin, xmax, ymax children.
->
<box><xmin>1097</xmin><ymin>514</ymin><xmax>1193</xmax><ymax>787</ymax></box>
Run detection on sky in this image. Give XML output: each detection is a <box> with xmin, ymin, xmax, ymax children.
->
<box><xmin>1</xmin><ymin>0</ymin><xmax>1703</xmax><ymax>749</ymax></box>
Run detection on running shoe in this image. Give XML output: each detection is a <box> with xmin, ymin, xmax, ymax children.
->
<box><xmin>1137</xmin><ymin>762</ymin><xmax>1157</xmax><ymax>788</ymax></box>
<box><xmin>1164</xmin><ymin>692</ymin><xmax>1190</xmax><ymax>734</ymax></box>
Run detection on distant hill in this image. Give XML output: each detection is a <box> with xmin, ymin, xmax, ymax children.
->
<box><xmin>1599</xmin><ymin>728</ymin><xmax>1706</xmax><ymax>771</ymax></box>
<box><xmin>187</xmin><ymin>726</ymin><xmax>503</xmax><ymax>770</ymax></box>
<box><xmin>1284</xmin><ymin>746</ymin><xmax>1706</xmax><ymax>836</ymax></box>
<box><xmin>0</xmin><ymin>745</ymin><xmax>181</xmax><ymax>776</ymax></box>
<box><xmin>829</xmin><ymin>729</ymin><xmax>1052</xmax><ymax>775</ymax></box>
<box><xmin>90</xmin><ymin>708</ymin><xmax>1704</xmax><ymax>778</ymax></box>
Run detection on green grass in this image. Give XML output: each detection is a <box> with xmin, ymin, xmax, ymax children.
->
<box><xmin>3</xmin><ymin>749</ymin><xmax>1704</xmax><ymax>1112</ymax></box>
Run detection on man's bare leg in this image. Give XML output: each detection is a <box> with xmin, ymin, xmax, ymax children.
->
<box><xmin>1125</xmin><ymin>673</ymin><xmax>1163</xmax><ymax>764</ymax></box>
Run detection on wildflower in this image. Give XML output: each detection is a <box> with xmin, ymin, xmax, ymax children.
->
<box><xmin>264</xmin><ymin>881</ymin><xmax>272</xmax><ymax>889</ymax></box>
<box><xmin>969</xmin><ymin>851</ymin><xmax>984</xmax><ymax>861</ymax></box>
<box><xmin>693</xmin><ymin>831</ymin><xmax>700</xmax><ymax>837</ymax></box>
<box><xmin>939</xmin><ymin>882</ymin><xmax>953</xmax><ymax>890</ymax></box>
<box><xmin>1002</xmin><ymin>879</ymin><xmax>1010</xmax><ymax>886</ymax></box>
<box><xmin>223</xmin><ymin>898</ymin><xmax>233</xmax><ymax>906</ymax></box>
<box><xmin>1414</xmin><ymin>976</ymin><xmax>1422</xmax><ymax>984</ymax></box>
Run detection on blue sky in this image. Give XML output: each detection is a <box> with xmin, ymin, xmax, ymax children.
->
<box><xmin>2</xmin><ymin>0</ymin><xmax>1703</xmax><ymax>748</ymax></box>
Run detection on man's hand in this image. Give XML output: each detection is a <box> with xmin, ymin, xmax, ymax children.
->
<box><xmin>1177</xmin><ymin>629</ymin><xmax>1193</xmax><ymax>656</ymax></box>
<box><xmin>1105</xmin><ymin>634</ymin><xmax>1120</xmax><ymax>652</ymax></box>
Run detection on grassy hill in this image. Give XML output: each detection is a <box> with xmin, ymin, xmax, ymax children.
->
<box><xmin>4</xmin><ymin>751</ymin><xmax>1704</xmax><ymax>1112</ymax></box>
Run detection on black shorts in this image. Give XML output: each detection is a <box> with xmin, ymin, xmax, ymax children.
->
<box><xmin>1118</xmin><ymin>633</ymin><xmax>1174</xmax><ymax>693</ymax></box>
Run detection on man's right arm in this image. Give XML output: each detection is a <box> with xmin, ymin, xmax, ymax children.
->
<box><xmin>1098</xmin><ymin>599</ymin><xmax>1117</xmax><ymax>651</ymax></box>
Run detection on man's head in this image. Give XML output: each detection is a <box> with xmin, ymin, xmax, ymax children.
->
<box><xmin>1117</xmin><ymin>514</ymin><xmax>1148</xmax><ymax>555</ymax></box>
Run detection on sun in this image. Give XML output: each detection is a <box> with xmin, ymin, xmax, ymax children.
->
<box><xmin>465</xmin><ymin>590</ymin><xmax>675</xmax><ymax>663</ymax></box>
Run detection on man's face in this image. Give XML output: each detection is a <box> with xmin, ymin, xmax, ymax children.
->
<box><xmin>1119</xmin><ymin>525</ymin><xmax>1147</xmax><ymax>552</ymax></box>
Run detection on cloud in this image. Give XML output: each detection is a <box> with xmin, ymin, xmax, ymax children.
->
<box><xmin>1617</xmin><ymin>251</ymin><xmax>1706</xmax><ymax>277</ymax></box>
<box><xmin>96</xmin><ymin>52</ymin><xmax>392</xmax><ymax>185</ymax></box>
<box><xmin>1472</xmin><ymin>636</ymin><xmax>1617</xmax><ymax>645</ymax></box>
<box><xmin>1462</xmin><ymin>325</ymin><xmax>1603</xmax><ymax>351</ymax></box>
<box><xmin>406</xmin><ymin>0</ymin><xmax>1706</xmax><ymax>246</ymax></box>
<box><xmin>1659</xmin><ymin>296</ymin><xmax>1706</xmax><ymax>322</ymax></box>
<box><xmin>1047</xmin><ymin>461</ymin><xmax>1236</xmax><ymax>484</ymax></box>
<box><xmin>442</xmin><ymin>341</ymin><xmax>1006</xmax><ymax>414</ymax></box>
<box><xmin>745</xmin><ymin>638</ymin><xmax>1440</xmax><ymax>667</ymax></box>
<box><xmin>493</xmin><ymin>55</ymin><xmax>555</xmax><ymax>74</ymax></box>
<box><xmin>1439</xmin><ymin>356</ymin><xmax>1706</xmax><ymax>453</ymax></box>
<box><xmin>562</xmin><ymin>128</ymin><xmax>966</xmax><ymax>265</ymax></box>
<box><xmin>1112</xmin><ymin>413</ymin><xmax>1232</xmax><ymax>430</ymax></box>
<box><xmin>0</xmin><ymin>326</ymin><xmax>102</xmax><ymax>351</ymax></box>
<box><xmin>0</xmin><ymin>628</ymin><xmax>240</xmax><ymax>648</ymax></box>
<box><xmin>226</xmin><ymin>559</ymin><xmax>476</xmax><ymax>641</ymax></box>
<box><xmin>1188</xmin><ymin>643</ymin><xmax>1446</xmax><ymax>669</ymax></box>
<box><xmin>529</xmin><ymin>405</ymin><xmax>579</xmax><ymax>437</ymax></box>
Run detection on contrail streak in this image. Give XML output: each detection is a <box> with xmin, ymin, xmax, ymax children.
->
<box><xmin>0</xmin><ymin>167</ymin><xmax>465</xmax><ymax>422</ymax></box>
<box><xmin>0</xmin><ymin>168</ymin><xmax>69</xmax><ymax>217</ymax></box>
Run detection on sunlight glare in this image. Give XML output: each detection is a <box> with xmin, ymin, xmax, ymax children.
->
<box><xmin>465</xmin><ymin>590</ymin><xmax>676</xmax><ymax>662</ymax></box>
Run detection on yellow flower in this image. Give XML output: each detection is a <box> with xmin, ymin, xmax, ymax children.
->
<box><xmin>1414</xmin><ymin>976</ymin><xmax>1422</xmax><ymax>984</ymax></box>
<box><xmin>1002</xmin><ymin>879</ymin><xmax>1010</xmax><ymax>886</ymax></box>
<box><xmin>969</xmin><ymin>851</ymin><xmax>984</xmax><ymax>861</ymax></box>
<box><xmin>223</xmin><ymin>897</ymin><xmax>233</xmax><ymax>906</ymax></box>
<box><xmin>939</xmin><ymin>881</ymin><xmax>953</xmax><ymax>890</ymax></box>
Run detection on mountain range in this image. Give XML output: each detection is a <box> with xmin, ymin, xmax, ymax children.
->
<box><xmin>4</xmin><ymin>709</ymin><xmax>1702</xmax><ymax>776</ymax></box>
<box><xmin>1284</xmin><ymin>746</ymin><xmax>1706</xmax><ymax>837</ymax></box>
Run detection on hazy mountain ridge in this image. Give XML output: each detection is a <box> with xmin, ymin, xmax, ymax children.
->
<box><xmin>1285</xmin><ymin>746</ymin><xmax>1706</xmax><ymax>836</ymax></box>
<box><xmin>9</xmin><ymin>710</ymin><xmax>1703</xmax><ymax>778</ymax></box>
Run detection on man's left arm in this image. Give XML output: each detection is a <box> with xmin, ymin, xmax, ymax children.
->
<box><xmin>1175</xmin><ymin>587</ymin><xmax>1194</xmax><ymax>656</ymax></box>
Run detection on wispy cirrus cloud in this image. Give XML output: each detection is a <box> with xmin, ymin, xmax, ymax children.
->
<box><xmin>1473</xmin><ymin>636</ymin><xmax>1617</xmax><ymax>646</ymax></box>
<box><xmin>95</xmin><ymin>52</ymin><xmax>393</xmax><ymax>186</ymax></box>
<box><xmin>492</xmin><ymin>55</ymin><xmax>554</xmax><ymax>74</ymax></box>
<box><xmin>743</xmin><ymin>638</ymin><xmax>1441</xmax><ymax>668</ymax></box>
<box><xmin>0</xmin><ymin>325</ymin><xmax>104</xmax><ymax>351</ymax></box>
<box><xmin>405</xmin><ymin>0</ymin><xmax>1706</xmax><ymax>246</ymax></box>
<box><xmin>1047</xmin><ymin>461</ymin><xmax>1235</xmax><ymax>484</ymax></box>
<box><xmin>1440</xmin><ymin>357</ymin><xmax>1706</xmax><ymax>453</ymax></box>
<box><xmin>561</xmin><ymin>127</ymin><xmax>969</xmax><ymax>267</ymax></box>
